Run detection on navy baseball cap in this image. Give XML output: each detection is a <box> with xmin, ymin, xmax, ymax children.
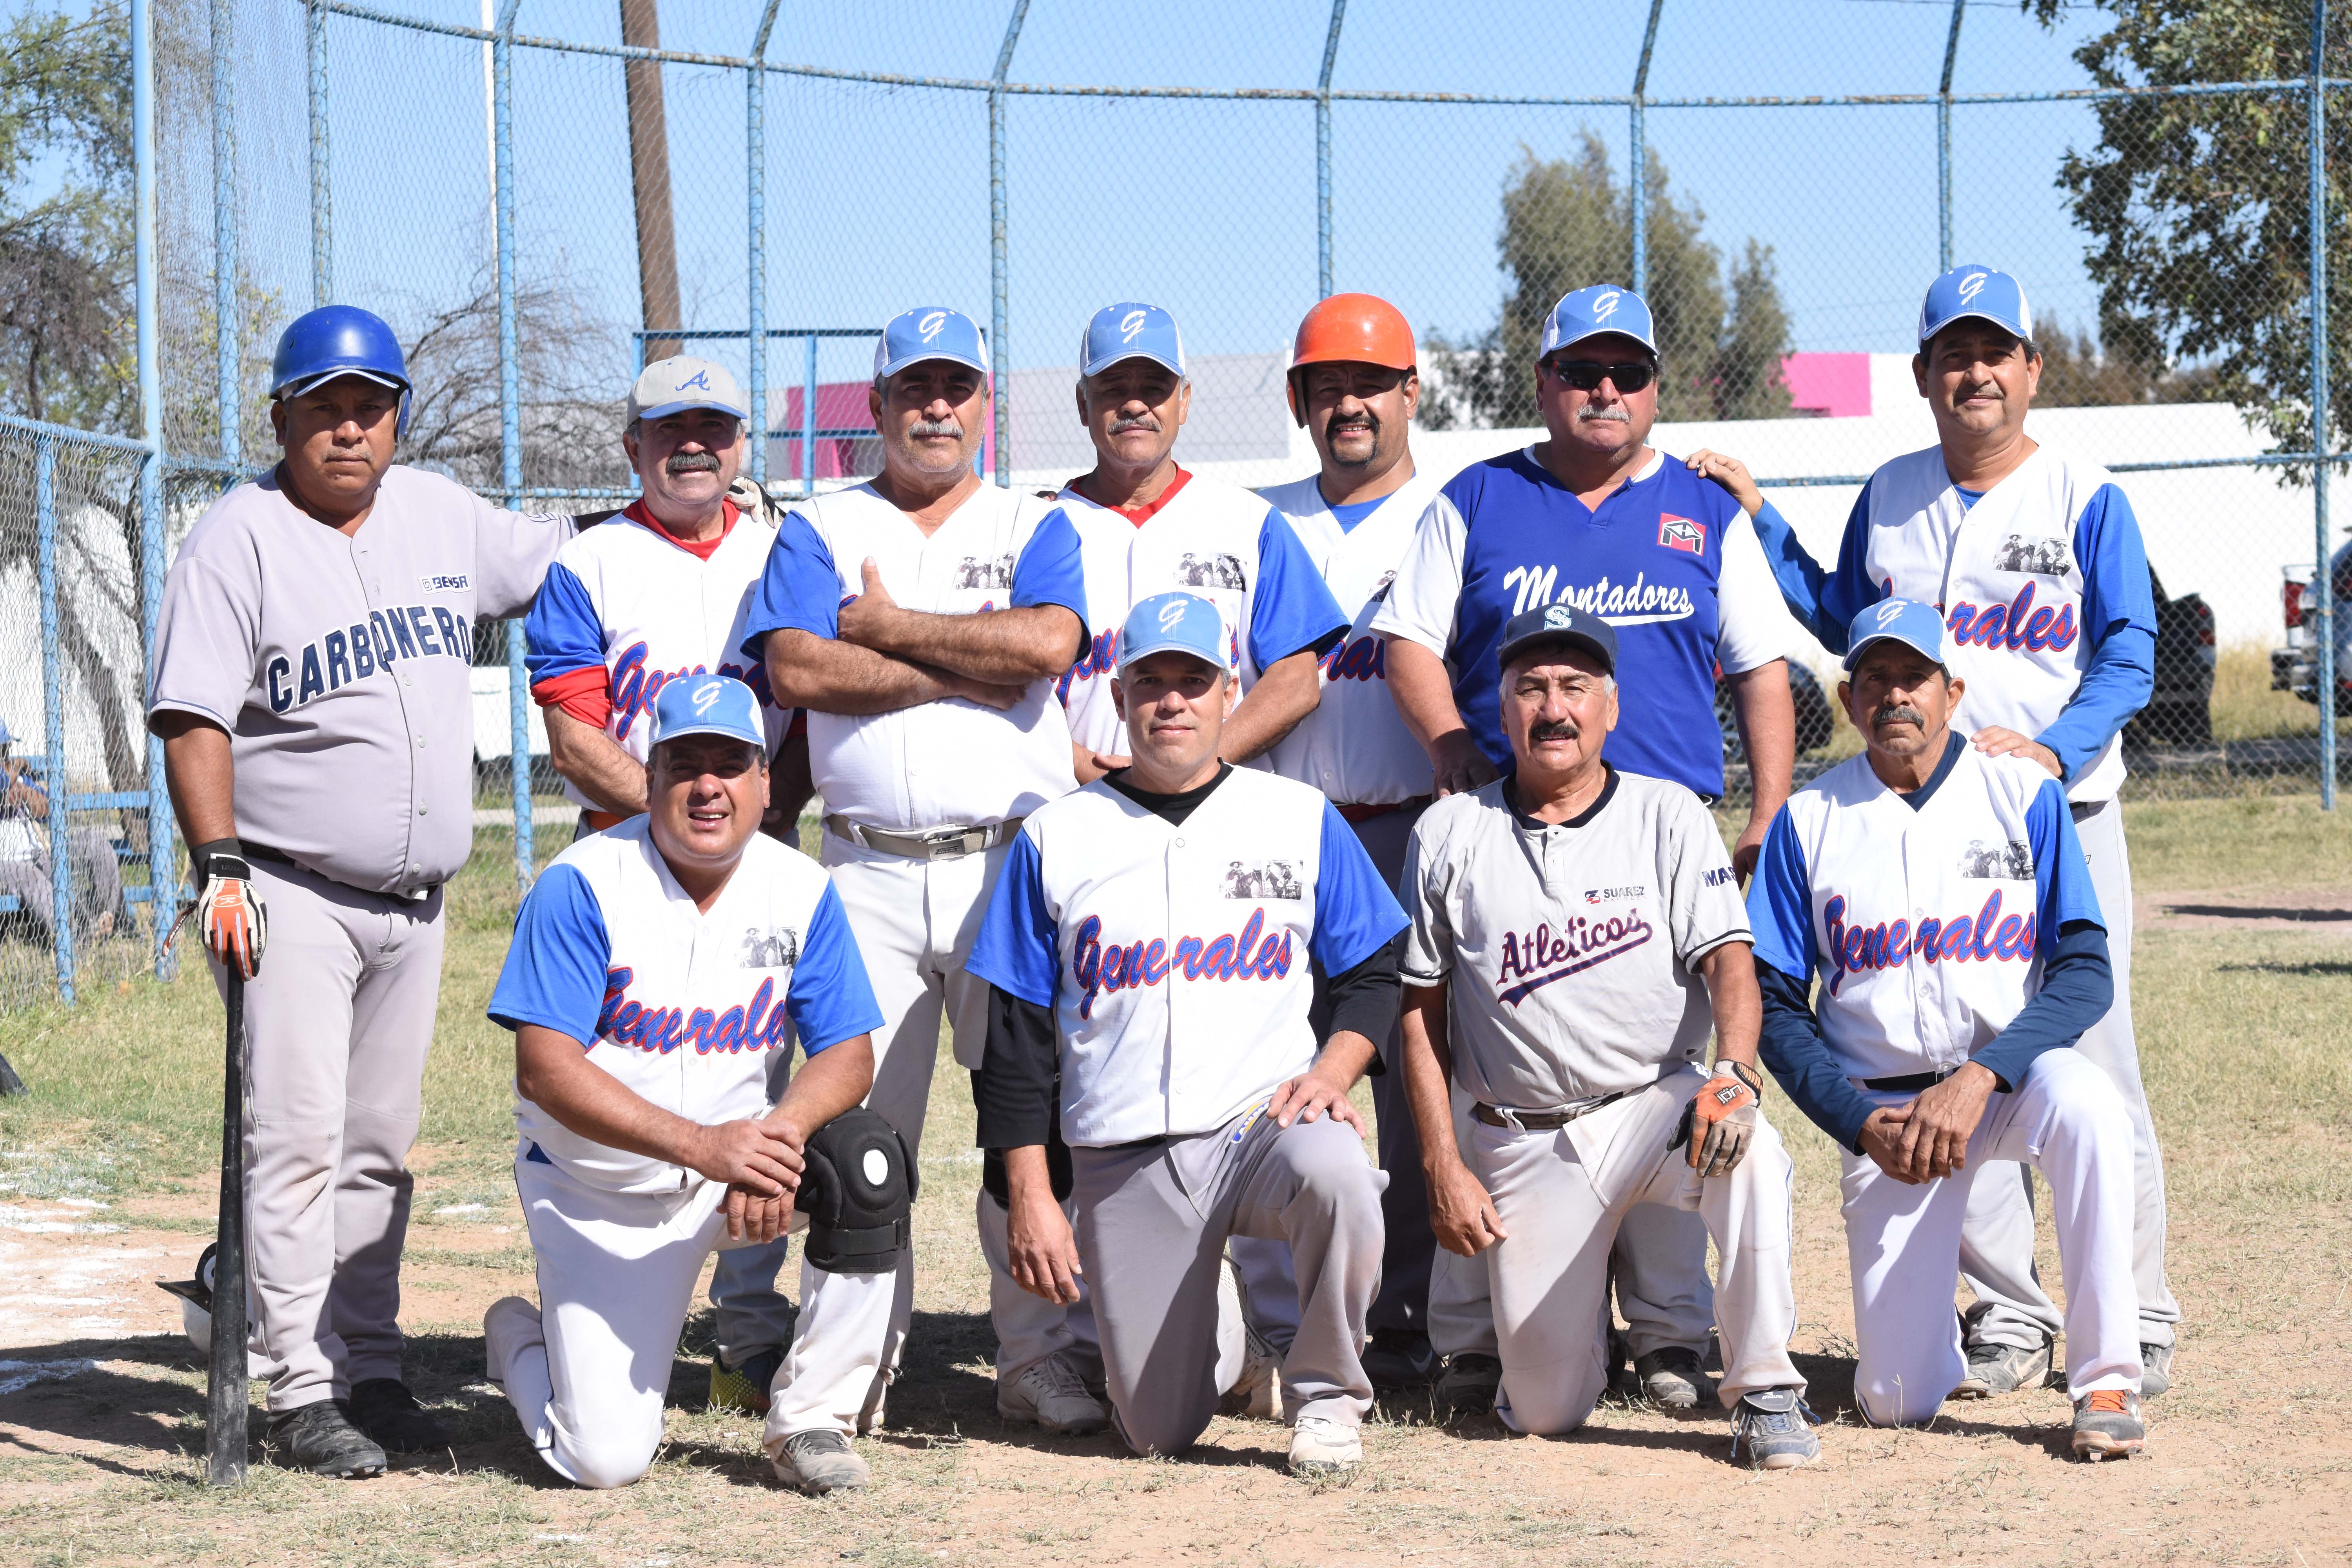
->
<box><xmin>1539</xmin><ymin>284</ymin><xmax>1658</xmax><ymax>360</ymax></box>
<box><xmin>628</xmin><ymin>356</ymin><xmax>749</xmax><ymax>423</ymax></box>
<box><xmin>1116</xmin><ymin>592</ymin><xmax>1227</xmax><ymax>674</ymax></box>
<box><xmin>1497</xmin><ymin>602</ymin><xmax>1618</xmax><ymax>676</ymax></box>
<box><xmin>1918</xmin><ymin>265</ymin><xmax>2033</xmax><ymax>345</ymax></box>
<box><xmin>1843</xmin><ymin>598</ymin><xmax>1948</xmax><ymax>671</ymax></box>
<box><xmin>873</xmin><ymin>307</ymin><xmax>989</xmax><ymax>382</ymax></box>
<box><xmin>650</xmin><ymin>675</ymin><xmax>766</xmax><ymax>752</ymax></box>
<box><xmin>1081</xmin><ymin>303</ymin><xmax>1186</xmax><ymax>379</ymax></box>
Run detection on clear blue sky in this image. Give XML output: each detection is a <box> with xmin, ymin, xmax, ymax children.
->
<box><xmin>225</xmin><ymin>0</ymin><xmax>2156</xmax><ymax>399</ymax></box>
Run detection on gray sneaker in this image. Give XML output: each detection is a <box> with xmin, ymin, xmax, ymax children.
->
<box><xmin>1635</xmin><ymin>1346</ymin><xmax>1706</xmax><ymax>1410</ymax></box>
<box><xmin>771</xmin><ymin>1429</ymin><xmax>869</xmax><ymax>1495</ymax></box>
<box><xmin>1730</xmin><ymin>1387</ymin><xmax>1820</xmax><ymax>1470</ymax></box>
<box><xmin>1952</xmin><ymin>1335</ymin><xmax>2053</xmax><ymax>1398</ymax></box>
<box><xmin>2139</xmin><ymin>1343</ymin><xmax>2173</xmax><ymax>1399</ymax></box>
<box><xmin>1435</xmin><ymin>1352</ymin><xmax>1501</xmax><ymax>1414</ymax></box>
<box><xmin>2070</xmin><ymin>1389</ymin><xmax>2145</xmax><ymax>1461</ymax></box>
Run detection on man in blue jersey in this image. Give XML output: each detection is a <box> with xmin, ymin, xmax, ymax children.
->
<box><xmin>1688</xmin><ymin>264</ymin><xmax>2176</xmax><ymax>1402</ymax></box>
<box><xmin>1372</xmin><ymin>282</ymin><xmax>1802</xmax><ymax>1413</ymax></box>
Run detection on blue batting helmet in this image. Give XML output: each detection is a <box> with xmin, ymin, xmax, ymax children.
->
<box><xmin>270</xmin><ymin>306</ymin><xmax>413</xmax><ymax>437</ymax></box>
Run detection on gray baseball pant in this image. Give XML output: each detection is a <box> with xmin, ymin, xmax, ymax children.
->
<box><xmin>1073</xmin><ymin>1101</ymin><xmax>1385</xmax><ymax>1456</ymax></box>
<box><xmin>217</xmin><ymin>858</ymin><xmax>444</xmax><ymax>1413</ymax></box>
<box><xmin>1959</xmin><ymin>797</ymin><xmax>2180</xmax><ymax>1350</ymax></box>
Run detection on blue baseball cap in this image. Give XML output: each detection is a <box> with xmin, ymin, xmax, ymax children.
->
<box><xmin>1116</xmin><ymin>592</ymin><xmax>1227</xmax><ymax>674</ymax></box>
<box><xmin>1918</xmin><ymin>265</ymin><xmax>2033</xmax><ymax>345</ymax></box>
<box><xmin>1080</xmin><ymin>303</ymin><xmax>1186</xmax><ymax>379</ymax></box>
<box><xmin>628</xmin><ymin>356</ymin><xmax>748</xmax><ymax>423</ymax></box>
<box><xmin>649</xmin><ymin>674</ymin><xmax>766</xmax><ymax>753</ymax></box>
<box><xmin>1539</xmin><ymin>284</ymin><xmax>1657</xmax><ymax>360</ymax></box>
<box><xmin>1843</xmin><ymin>598</ymin><xmax>1948</xmax><ymax>671</ymax></box>
<box><xmin>873</xmin><ymin>307</ymin><xmax>989</xmax><ymax>383</ymax></box>
<box><xmin>1497</xmin><ymin>601</ymin><xmax>1618</xmax><ymax>676</ymax></box>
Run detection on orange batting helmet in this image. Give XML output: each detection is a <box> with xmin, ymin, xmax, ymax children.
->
<box><xmin>1287</xmin><ymin>293</ymin><xmax>1417</xmax><ymax>425</ymax></box>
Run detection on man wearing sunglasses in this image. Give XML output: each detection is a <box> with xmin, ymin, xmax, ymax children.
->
<box><xmin>1372</xmin><ymin>281</ymin><xmax>1802</xmax><ymax>1416</ymax></box>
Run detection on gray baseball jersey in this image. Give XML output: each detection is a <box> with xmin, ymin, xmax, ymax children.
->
<box><xmin>1398</xmin><ymin>767</ymin><xmax>1750</xmax><ymax>1109</ymax></box>
<box><xmin>149</xmin><ymin>464</ymin><xmax>572</xmax><ymax>894</ymax></box>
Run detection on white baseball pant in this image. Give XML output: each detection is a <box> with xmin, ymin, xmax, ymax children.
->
<box><xmin>1843</xmin><ymin>1049</ymin><xmax>2141</xmax><ymax>1427</ymax></box>
<box><xmin>767</xmin><ymin>835</ymin><xmax>1094</xmax><ymax>1438</ymax></box>
<box><xmin>1958</xmin><ymin>798</ymin><xmax>2179</xmax><ymax>1350</ymax></box>
<box><xmin>493</xmin><ymin>1151</ymin><xmax>873</xmax><ymax>1488</ymax></box>
<box><xmin>216</xmin><ymin>858</ymin><xmax>444</xmax><ymax>1413</ymax></box>
<box><xmin>1455</xmin><ymin>1066</ymin><xmax>1802</xmax><ymax>1435</ymax></box>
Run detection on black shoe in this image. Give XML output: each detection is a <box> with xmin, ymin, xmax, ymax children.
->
<box><xmin>267</xmin><ymin>1400</ymin><xmax>387</xmax><ymax>1478</ymax></box>
<box><xmin>348</xmin><ymin>1378</ymin><xmax>448</xmax><ymax>1453</ymax></box>
<box><xmin>1635</xmin><ymin>1346</ymin><xmax>1706</xmax><ymax>1410</ymax></box>
<box><xmin>1361</xmin><ymin>1328</ymin><xmax>1438</xmax><ymax>1392</ymax></box>
<box><xmin>1435</xmin><ymin>1352</ymin><xmax>1502</xmax><ymax>1414</ymax></box>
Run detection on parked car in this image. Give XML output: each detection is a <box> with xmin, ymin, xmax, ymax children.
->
<box><xmin>1716</xmin><ymin>659</ymin><xmax>1837</xmax><ymax>764</ymax></box>
<box><xmin>2126</xmin><ymin>565</ymin><xmax>2216</xmax><ymax>749</ymax></box>
<box><xmin>2273</xmin><ymin>539</ymin><xmax>2352</xmax><ymax>716</ymax></box>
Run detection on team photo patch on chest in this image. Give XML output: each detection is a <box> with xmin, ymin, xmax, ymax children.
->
<box><xmin>1993</xmin><ymin>534</ymin><xmax>2074</xmax><ymax>576</ymax></box>
<box><xmin>1172</xmin><ymin>551</ymin><xmax>1247</xmax><ymax>590</ymax></box>
<box><xmin>952</xmin><ymin>552</ymin><xmax>1013</xmax><ymax>590</ymax></box>
<box><xmin>1219</xmin><ymin>859</ymin><xmax>1303</xmax><ymax>900</ymax></box>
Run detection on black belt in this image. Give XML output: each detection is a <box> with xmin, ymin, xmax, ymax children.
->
<box><xmin>1863</xmin><ymin>1068</ymin><xmax>1959</xmax><ymax>1092</ymax></box>
<box><xmin>1472</xmin><ymin>1089</ymin><xmax>1634</xmax><ymax>1130</ymax></box>
<box><xmin>242</xmin><ymin>842</ymin><xmax>298</xmax><ymax>868</ymax></box>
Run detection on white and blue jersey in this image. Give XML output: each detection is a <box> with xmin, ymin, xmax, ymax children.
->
<box><xmin>1371</xmin><ymin>448</ymin><xmax>1797</xmax><ymax>799</ymax></box>
<box><xmin>1054</xmin><ymin>470</ymin><xmax>1350</xmax><ymax>757</ymax></box>
<box><xmin>1745</xmin><ymin>444</ymin><xmax>2156</xmax><ymax>802</ymax></box>
<box><xmin>967</xmin><ymin>767</ymin><xmax>1406</xmax><ymax>1146</ymax></box>
<box><xmin>1746</xmin><ymin>737</ymin><xmax>2104</xmax><ymax>1113</ymax></box>
<box><xmin>488</xmin><ymin>820</ymin><xmax>882</xmax><ymax>1194</ymax></box>
<box><xmin>739</xmin><ymin>483</ymin><xmax>1087</xmax><ymax>832</ymax></box>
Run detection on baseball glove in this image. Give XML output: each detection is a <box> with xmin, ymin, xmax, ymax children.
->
<box><xmin>1673</xmin><ymin>1059</ymin><xmax>1762</xmax><ymax>1177</ymax></box>
<box><xmin>193</xmin><ymin>842</ymin><xmax>267</xmax><ymax>979</ymax></box>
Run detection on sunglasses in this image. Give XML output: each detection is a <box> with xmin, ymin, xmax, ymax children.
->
<box><xmin>1543</xmin><ymin>358</ymin><xmax>1657</xmax><ymax>393</ymax></box>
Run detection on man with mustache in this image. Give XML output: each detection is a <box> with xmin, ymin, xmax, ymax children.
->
<box><xmin>1696</xmin><ymin>266</ymin><xmax>2176</xmax><ymax>1401</ymax></box>
<box><xmin>1372</xmin><ymin>283</ymin><xmax>1803</xmax><ymax>1414</ymax></box>
<box><xmin>523</xmin><ymin>354</ymin><xmax>809</xmax><ymax>1416</ymax></box>
<box><xmin>1055</xmin><ymin>302</ymin><xmax>1350</xmax><ymax>780</ymax></box>
<box><xmin>1251</xmin><ymin>294</ymin><xmax>1449</xmax><ymax>1395</ymax></box>
<box><xmin>742</xmin><ymin>307</ymin><xmax>1105</xmax><ymax>1454</ymax></box>
<box><xmin>1746</xmin><ymin>599</ymin><xmax>2145</xmax><ymax>1459</ymax></box>
<box><xmin>1394</xmin><ymin>601</ymin><xmax>1814</xmax><ymax>1467</ymax></box>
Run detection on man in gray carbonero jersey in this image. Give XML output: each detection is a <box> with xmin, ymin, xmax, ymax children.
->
<box><xmin>148</xmin><ymin>305</ymin><xmax>571</xmax><ymax>1478</ymax></box>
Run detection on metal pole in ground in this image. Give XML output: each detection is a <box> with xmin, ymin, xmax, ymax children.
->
<box><xmin>2314</xmin><ymin>0</ymin><xmax>2338</xmax><ymax>809</ymax></box>
<box><xmin>1629</xmin><ymin>0</ymin><xmax>1664</xmax><ymax>296</ymax></box>
<box><xmin>212</xmin><ymin>0</ymin><xmax>240</xmax><ymax>476</ymax></box>
<box><xmin>133</xmin><ymin>0</ymin><xmax>174</xmax><ymax>978</ymax></box>
<box><xmin>34</xmin><ymin>435</ymin><xmax>75</xmax><ymax>1006</ymax></box>
<box><xmin>494</xmin><ymin>0</ymin><xmax>534</xmax><ymax>882</ymax></box>
<box><xmin>1938</xmin><ymin>1</ymin><xmax>1965</xmax><ymax>272</ymax></box>
<box><xmin>1316</xmin><ymin>0</ymin><xmax>1347</xmax><ymax>301</ymax></box>
<box><xmin>989</xmin><ymin>0</ymin><xmax>1030</xmax><ymax>487</ymax></box>
<box><xmin>802</xmin><ymin>332</ymin><xmax>817</xmax><ymax>499</ymax></box>
<box><xmin>308</xmin><ymin>0</ymin><xmax>332</xmax><ymax>307</ymax></box>
<box><xmin>746</xmin><ymin>0</ymin><xmax>784</xmax><ymax>489</ymax></box>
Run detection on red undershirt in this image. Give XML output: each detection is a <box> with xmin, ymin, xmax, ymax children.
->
<box><xmin>1074</xmin><ymin>465</ymin><xmax>1192</xmax><ymax>526</ymax></box>
<box><xmin>528</xmin><ymin>496</ymin><xmax>742</xmax><ymax>728</ymax></box>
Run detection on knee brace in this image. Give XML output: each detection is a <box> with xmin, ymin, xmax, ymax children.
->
<box><xmin>795</xmin><ymin>1106</ymin><xmax>918</xmax><ymax>1274</ymax></box>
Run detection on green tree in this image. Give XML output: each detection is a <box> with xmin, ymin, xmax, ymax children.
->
<box><xmin>1423</xmin><ymin>133</ymin><xmax>1793</xmax><ymax>430</ymax></box>
<box><xmin>0</xmin><ymin>1</ymin><xmax>132</xmax><ymax>433</ymax></box>
<box><xmin>2029</xmin><ymin>0</ymin><xmax>2350</xmax><ymax>466</ymax></box>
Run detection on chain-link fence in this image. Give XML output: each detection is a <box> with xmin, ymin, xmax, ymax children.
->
<box><xmin>8</xmin><ymin>0</ymin><xmax>2352</xmax><ymax>1006</ymax></box>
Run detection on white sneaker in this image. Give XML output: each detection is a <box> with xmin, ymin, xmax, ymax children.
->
<box><xmin>482</xmin><ymin>1294</ymin><xmax>543</xmax><ymax>1390</ymax></box>
<box><xmin>1288</xmin><ymin>1414</ymin><xmax>1361</xmax><ymax>1477</ymax></box>
<box><xmin>1217</xmin><ymin>1254</ymin><xmax>1284</xmax><ymax>1421</ymax></box>
<box><xmin>998</xmin><ymin>1353</ymin><xmax>1109</xmax><ymax>1436</ymax></box>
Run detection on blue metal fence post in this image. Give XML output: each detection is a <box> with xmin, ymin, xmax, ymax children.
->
<box><xmin>494</xmin><ymin>0</ymin><xmax>533</xmax><ymax>884</ymax></box>
<box><xmin>212</xmin><ymin>0</ymin><xmax>239</xmax><ymax>471</ymax></box>
<box><xmin>33</xmin><ymin>437</ymin><xmax>75</xmax><ymax>1004</ymax></box>
<box><xmin>802</xmin><ymin>332</ymin><xmax>817</xmax><ymax>499</ymax></box>
<box><xmin>747</xmin><ymin>0</ymin><xmax>784</xmax><ymax>489</ymax></box>
<box><xmin>308</xmin><ymin>0</ymin><xmax>331</xmax><ymax>307</ymax></box>
<box><xmin>989</xmin><ymin>0</ymin><xmax>1031</xmax><ymax>488</ymax></box>
<box><xmin>1938</xmin><ymin>2</ymin><xmax>1966</xmax><ymax>272</ymax></box>
<box><xmin>1316</xmin><ymin>1</ymin><xmax>1348</xmax><ymax>301</ymax></box>
<box><xmin>1629</xmin><ymin>0</ymin><xmax>1664</xmax><ymax>296</ymax></box>
<box><xmin>2315</xmin><ymin>0</ymin><xmax>2339</xmax><ymax>809</ymax></box>
<box><xmin>134</xmin><ymin>0</ymin><xmax>173</xmax><ymax>976</ymax></box>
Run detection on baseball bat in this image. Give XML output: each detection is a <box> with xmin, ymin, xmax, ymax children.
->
<box><xmin>206</xmin><ymin>969</ymin><xmax>248</xmax><ymax>1486</ymax></box>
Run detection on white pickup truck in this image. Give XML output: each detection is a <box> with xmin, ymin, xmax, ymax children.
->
<box><xmin>2272</xmin><ymin>541</ymin><xmax>2352</xmax><ymax>715</ymax></box>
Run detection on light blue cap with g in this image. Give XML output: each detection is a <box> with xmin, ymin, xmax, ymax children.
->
<box><xmin>1116</xmin><ymin>592</ymin><xmax>1227</xmax><ymax>674</ymax></box>
<box><xmin>1081</xmin><ymin>302</ymin><xmax>1186</xmax><ymax>379</ymax></box>
<box><xmin>873</xmin><ymin>307</ymin><xmax>989</xmax><ymax>382</ymax></box>
<box><xmin>1918</xmin><ymin>265</ymin><xmax>2032</xmax><ymax>345</ymax></box>
<box><xmin>1539</xmin><ymin>283</ymin><xmax>1657</xmax><ymax>359</ymax></box>
<box><xmin>650</xmin><ymin>674</ymin><xmax>766</xmax><ymax>751</ymax></box>
<box><xmin>1843</xmin><ymin>598</ymin><xmax>1948</xmax><ymax>671</ymax></box>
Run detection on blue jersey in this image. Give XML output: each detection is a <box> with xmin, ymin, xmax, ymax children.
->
<box><xmin>1372</xmin><ymin>448</ymin><xmax>1795</xmax><ymax>799</ymax></box>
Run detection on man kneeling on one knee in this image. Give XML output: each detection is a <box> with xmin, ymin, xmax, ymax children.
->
<box><xmin>1396</xmin><ymin>603</ymin><xmax>1818</xmax><ymax>1468</ymax></box>
<box><xmin>482</xmin><ymin>675</ymin><xmax>900</xmax><ymax>1495</ymax></box>
<box><xmin>969</xmin><ymin>592</ymin><xmax>1406</xmax><ymax>1477</ymax></box>
<box><xmin>1747</xmin><ymin>600</ymin><xmax>2144</xmax><ymax>1461</ymax></box>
